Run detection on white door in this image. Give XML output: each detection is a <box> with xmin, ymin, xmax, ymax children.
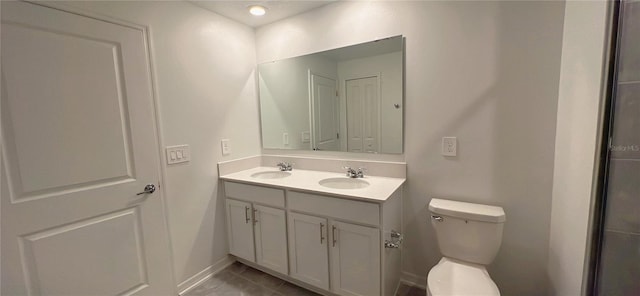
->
<box><xmin>346</xmin><ymin>77</ymin><xmax>380</xmax><ymax>153</ymax></box>
<box><xmin>311</xmin><ymin>74</ymin><xmax>339</xmax><ymax>151</ymax></box>
<box><xmin>0</xmin><ymin>2</ymin><xmax>174</xmax><ymax>295</ymax></box>
<box><xmin>288</xmin><ymin>212</ymin><xmax>329</xmax><ymax>290</ymax></box>
<box><xmin>226</xmin><ymin>199</ymin><xmax>255</xmax><ymax>262</ymax></box>
<box><xmin>254</xmin><ymin>205</ymin><xmax>288</xmax><ymax>275</ymax></box>
<box><xmin>330</xmin><ymin>221</ymin><xmax>380</xmax><ymax>296</ymax></box>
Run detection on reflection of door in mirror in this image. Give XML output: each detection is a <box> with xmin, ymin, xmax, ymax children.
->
<box><xmin>346</xmin><ymin>76</ymin><xmax>380</xmax><ymax>153</ymax></box>
<box><xmin>310</xmin><ymin>73</ymin><xmax>339</xmax><ymax>151</ymax></box>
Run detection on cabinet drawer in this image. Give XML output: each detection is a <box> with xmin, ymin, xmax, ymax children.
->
<box><xmin>224</xmin><ymin>182</ymin><xmax>285</xmax><ymax>208</ymax></box>
<box><xmin>288</xmin><ymin>191</ymin><xmax>379</xmax><ymax>226</ymax></box>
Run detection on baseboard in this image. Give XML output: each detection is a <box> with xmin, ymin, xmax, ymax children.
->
<box><xmin>177</xmin><ymin>255</ymin><xmax>235</xmax><ymax>295</ymax></box>
<box><xmin>401</xmin><ymin>271</ymin><xmax>427</xmax><ymax>290</ymax></box>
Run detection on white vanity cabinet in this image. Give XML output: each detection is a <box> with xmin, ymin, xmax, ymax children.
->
<box><xmin>253</xmin><ymin>204</ymin><xmax>288</xmax><ymax>274</ymax></box>
<box><xmin>225</xmin><ymin>198</ymin><xmax>255</xmax><ymax>261</ymax></box>
<box><xmin>224</xmin><ymin>182</ymin><xmax>288</xmax><ymax>275</ymax></box>
<box><xmin>287</xmin><ymin>191</ymin><xmax>382</xmax><ymax>296</ymax></box>
<box><xmin>287</xmin><ymin>212</ymin><xmax>380</xmax><ymax>296</ymax></box>
<box><xmin>330</xmin><ymin>221</ymin><xmax>380</xmax><ymax>296</ymax></box>
<box><xmin>222</xmin><ymin>179</ymin><xmax>402</xmax><ymax>296</ymax></box>
<box><xmin>288</xmin><ymin>212</ymin><xmax>330</xmax><ymax>290</ymax></box>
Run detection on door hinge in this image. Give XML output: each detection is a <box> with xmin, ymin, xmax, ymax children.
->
<box><xmin>336</xmin><ymin>90</ymin><xmax>339</xmax><ymax>97</ymax></box>
<box><xmin>337</xmin><ymin>133</ymin><xmax>340</xmax><ymax>139</ymax></box>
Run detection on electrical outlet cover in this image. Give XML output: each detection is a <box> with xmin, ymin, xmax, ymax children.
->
<box><xmin>221</xmin><ymin>139</ymin><xmax>231</xmax><ymax>155</ymax></box>
<box><xmin>442</xmin><ymin>137</ymin><xmax>457</xmax><ymax>156</ymax></box>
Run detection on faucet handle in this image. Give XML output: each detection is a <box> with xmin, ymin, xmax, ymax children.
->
<box><xmin>343</xmin><ymin>166</ymin><xmax>359</xmax><ymax>178</ymax></box>
<box><xmin>277</xmin><ymin>162</ymin><xmax>293</xmax><ymax>171</ymax></box>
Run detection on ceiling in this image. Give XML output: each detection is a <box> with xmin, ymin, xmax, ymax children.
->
<box><xmin>189</xmin><ymin>1</ymin><xmax>336</xmax><ymax>28</ymax></box>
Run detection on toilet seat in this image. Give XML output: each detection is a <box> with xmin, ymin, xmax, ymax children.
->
<box><xmin>427</xmin><ymin>257</ymin><xmax>500</xmax><ymax>296</ymax></box>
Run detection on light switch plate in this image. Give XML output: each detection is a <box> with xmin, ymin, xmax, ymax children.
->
<box><xmin>283</xmin><ymin>133</ymin><xmax>289</xmax><ymax>145</ymax></box>
<box><xmin>442</xmin><ymin>137</ymin><xmax>457</xmax><ymax>156</ymax></box>
<box><xmin>221</xmin><ymin>139</ymin><xmax>231</xmax><ymax>155</ymax></box>
<box><xmin>301</xmin><ymin>131</ymin><xmax>310</xmax><ymax>143</ymax></box>
<box><xmin>166</xmin><ymin>145</ymin><xmax>190</xmax><ymax>164</ymax></box>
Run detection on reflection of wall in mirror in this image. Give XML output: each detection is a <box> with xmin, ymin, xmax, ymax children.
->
<box><xmin>337</xmin><ymin>51</ymin><xmax>403</xmax><ymax>154</ymax></box>
<box><xmin>259</xmin><ymin>54</ymin><xmax>337</xmax><ymax>150</ymax></box>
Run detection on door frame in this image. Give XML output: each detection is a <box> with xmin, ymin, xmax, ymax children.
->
<box><xmin>9</xmin><ymin>1</ymin><xmax>178</xmax><ymax>291</ymax></box>
<box><xmin>341</xmin><ymin>72</ymin><xmax>382</xmax><ymax>153</ymax></box>
<box><xmin>584</xmin><ymin>1</ymin><xmax>624</xmax><ymax>295</ymax></box>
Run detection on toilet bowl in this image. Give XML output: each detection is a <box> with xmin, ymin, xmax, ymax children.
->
<box><xmin>426</xmin><ymin>198</ymin><xmax>506</xmax><ymax>296</ymax></box>
<box><xmin>427</xmin><ymin>257</ymin><xmax>499</xmax><ymax>296</ymax></box>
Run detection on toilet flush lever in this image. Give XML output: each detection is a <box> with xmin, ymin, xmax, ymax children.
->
<box><xmin>385</xmin><ymin>230</ymin><xmax>403</xmax><ymax>249</ymax></box>
<box><xmin>431</xmin><ymin>215</ymin><xmax>444</xmax><ymax>222</ymax></box>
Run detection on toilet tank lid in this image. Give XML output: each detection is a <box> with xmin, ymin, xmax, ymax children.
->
<box><xmin>429</xmin><ymin>198</ymin><xmax>506</xmax><ymax>223</ymax></box>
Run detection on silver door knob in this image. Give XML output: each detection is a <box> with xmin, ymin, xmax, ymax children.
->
<box><xmin>136</xmin><ymin>184</ymin><xmax>156</xmax><ymax>195</ymax></box>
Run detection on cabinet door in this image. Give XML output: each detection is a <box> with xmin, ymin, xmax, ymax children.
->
<box><xmin>226</xmin><ymin>199</ymin><xmax>255</xmax><ymax>262</ymax></box>
<box><xmin>254</xmin><ymin>205</ymin><xmax>288</xmax><ymax>275</ymax></box>
<box><xmin>330</xmin><ymin>221</ymin><xmax>380</xmax><ymax>296</ymax></box>
<box><xmin>288</xmin><ymin>212</ymin><xmax>329</xmax><ymax>290</ymax></box>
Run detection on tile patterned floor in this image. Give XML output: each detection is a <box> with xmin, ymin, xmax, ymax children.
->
<box><xmin>184</xmin><ymin>261</ymin><xmax>426</xmax><ymax>296</ymax></box>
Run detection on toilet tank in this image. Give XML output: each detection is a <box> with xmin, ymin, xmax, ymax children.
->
<box><xmin>429</xmin><ymin>198</ymin><xmax>506</xmax><ymax>265</ymax></box>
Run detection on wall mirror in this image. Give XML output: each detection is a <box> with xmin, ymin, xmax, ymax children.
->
<box><xmin>258</xmin><ymin>35</ymin><xmax>404</xmax><ymax>154</ymax></box>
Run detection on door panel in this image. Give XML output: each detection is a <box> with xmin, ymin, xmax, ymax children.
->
<box><xmin>311</xmin><ymin>74</ymin><xmax>339</xmax><ymax>151</ymax></box>
<box><xmin>20</xmin><ymin>209</ymin><xmax>146</xmax><ymax>296</ymax></box>
<box><xmin>3</xmin><ymin>22</ymin><xmax>133</xmax><ymax>196</ymax></box>
<box><xmin>330</xmin><ymin>221</ymin><xmax>380</xmax><ymax>296</ymax></box>
<box><xmin>362</xmin><ymin>78</ymin><xmax>379</xmax><ymax>153</ymax></box>
<box><xmin>226</xmin><ymin>199</ymin><xmax>255</xmax><ymax>262</ymax></box>
<box><xmin>346</xmin><ymin>80</ymin><xmax>364</xmax><ymax>152</ymax></box>
<box><xmin>346</xmin><ymin>77</ymin><xmax>379</xmax><ymax>153</ymax></box>
<box><xmin>1</xmin><ymin>2</ymin><xmax>174</xmax><ymax>295</ymax></box>
<box><xmin>288</xmin><ymin>212</ymin><xmax>329</xmax><ymax>290</ymax></box>
<box><xmin>254</xmin><ymin>205</ymin><xmax>288</xmax><ymax>275</ymax></box>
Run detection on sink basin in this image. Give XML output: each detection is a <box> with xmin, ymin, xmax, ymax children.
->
<box><xmin>319</xmin><ymin>177</ymin><xmax>370</xmax><ymax>189</ymax></box>
<box><xmin>250</xmin><ymin>171</ymin><xmax>291</xmax><ymax>179</ymax></box>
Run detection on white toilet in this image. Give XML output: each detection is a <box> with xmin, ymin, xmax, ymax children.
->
<box><xmin>427</xmin><ymin>198</ymin><xmax>506</xmax><ymax>296</ymax></box>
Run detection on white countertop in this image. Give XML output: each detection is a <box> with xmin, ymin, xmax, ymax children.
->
<box><xmin>220</xmin><ymin>166</ymin><xmax>405</xmax><ymax>203</ymax></box>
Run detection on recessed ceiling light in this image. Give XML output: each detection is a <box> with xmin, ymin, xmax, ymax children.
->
<box><xmin>249</xmin><ymin>5</ymin><xmax>267</xmax><ymax>16</ymax></box>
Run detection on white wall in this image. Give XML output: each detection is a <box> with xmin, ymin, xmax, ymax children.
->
<box><xmin>337</xmin><ymin>52</ymin><xmax>403</xmax><ymax>153</ymax></box>
<box><xmin>548</xmin><ymin>1</ymin><xmax>611</xmax><ymax>295</ymax></box>
<box><xmin>59</xmin><ymin>1</ymin><xmax>260</xmax><ymax>289</ymax></box>
<box><xmin>257</xmin><ymin>2</ymin><xmax>565</xmax><ymax>295</ymax></box>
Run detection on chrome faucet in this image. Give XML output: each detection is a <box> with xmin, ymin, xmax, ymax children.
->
<box><xmin>344</xmin><ymin>166</ymin><xmax>364</xmax><ymax>178</ymax></box>
<box><xmin>277</xmin><ymin>162</ymin><xmax>293</xmax><ymax>171</ymax></box>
